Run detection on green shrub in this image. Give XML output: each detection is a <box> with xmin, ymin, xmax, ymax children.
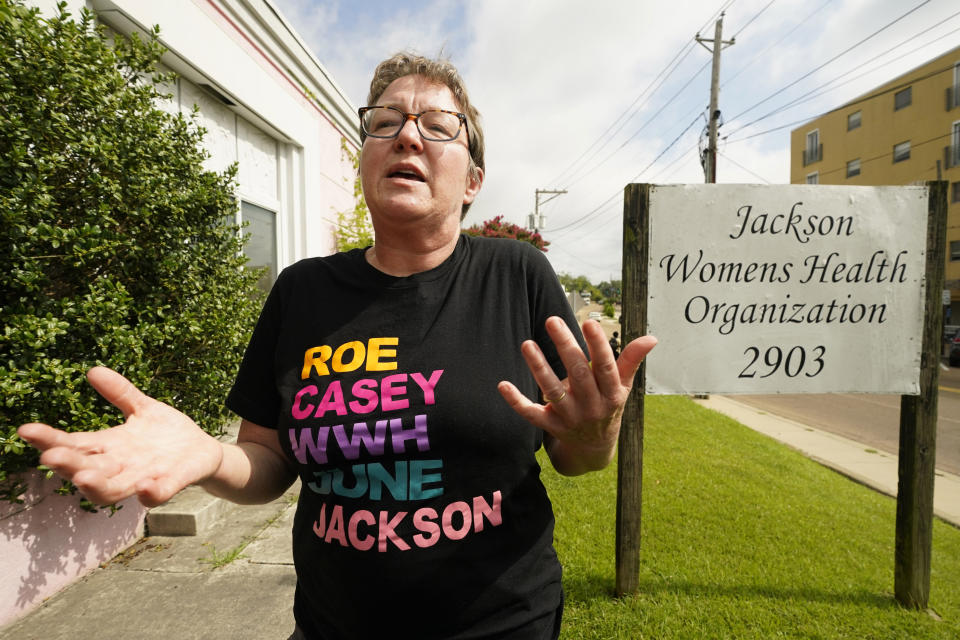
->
<box><xmin>0</xmin><ymin>1</ymin><xmax>263</xmax><ymax>502</ymax></box>
<box><xmin>333</xmin><ymin>139</ymin><xmax>374</xmax><ymax>252</ymax></box>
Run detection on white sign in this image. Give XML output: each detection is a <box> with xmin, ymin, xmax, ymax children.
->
<box><xmin>644</xmin><ymin>184</ymin><xmax>928</xmax><ymax>395</ymax></box>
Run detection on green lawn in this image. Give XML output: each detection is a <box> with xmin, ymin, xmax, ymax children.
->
<box><xmin>543</xmin><ymin>395</ymin><xmax>960</xmax><ymax>639</ymax></box>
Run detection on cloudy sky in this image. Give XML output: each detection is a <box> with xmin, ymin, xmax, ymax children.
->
<box><xmin>270</xmin><ymin>0</ymin><xmax>960</xmax><ymax>283</ymax></box>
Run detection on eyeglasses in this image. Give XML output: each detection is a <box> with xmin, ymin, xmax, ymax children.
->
<box><xmin>359</xmin><ymin>106</ymin><xmax>468</xmax><ymax>143</ymax></box>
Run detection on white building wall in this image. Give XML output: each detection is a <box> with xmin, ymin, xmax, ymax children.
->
<box><xmin>87</xmin><ymin>0</ymin><xmax>360</xmax><ymax>266</ymax></box>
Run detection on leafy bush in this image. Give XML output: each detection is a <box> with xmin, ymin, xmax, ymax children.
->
<box><xmin>0</xmin><ymin>1</ymin><xmax>263</xmax><ymax>502</ymax></box>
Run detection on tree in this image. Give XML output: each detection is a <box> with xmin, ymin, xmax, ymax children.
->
<box><xmin>557</xmin><ymin>273</ymin><xmax>598</xmax><ymax>299</ymax></box>
<box><xmin>598</xmin><ymin>279</ymin><xmax>622</xmax><ymax>305</ymax></box>
<box><xmin>333</xmin><ymin>139</ymin><xmax>374</xmax><ymax>252</ymax></box>
<box><xmin>0</xmin><ymin>1</ymin><xmax>263</xmax><ymax>504</ymax></box>
<box><xmin>462</xmin><ymin>215</ymin><xmax>549</xmax><ymax>251</ymax></box>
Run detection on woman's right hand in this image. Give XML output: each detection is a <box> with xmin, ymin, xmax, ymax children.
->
<box><xmin>17</xmin><ymin>366</ymin><xmax>225</xmax><ymax>507</ymax></box>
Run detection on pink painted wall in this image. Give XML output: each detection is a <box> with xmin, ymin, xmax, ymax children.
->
<box><xmin>0</xmin><ymin>471</ymin><xmax>147</xmax><ymax>626</ymax></box>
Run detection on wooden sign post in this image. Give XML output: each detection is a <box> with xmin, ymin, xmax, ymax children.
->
<box><xmin>615</xmin><ymin>183</ymin><xmax>650</xmax><ymax>596</ymax></box>
<box><xmin>895</xmin><ymin>180</ymin><xmax>947</xmax><ymax>609</ymax></box>
<box><xmin>616</xmin><ymin>182</ymin><xmax>947</xmax><ymax>608</ymax></box>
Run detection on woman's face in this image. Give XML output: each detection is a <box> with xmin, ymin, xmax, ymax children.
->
<box><xmin>360</xmin><ymin>75</ymin><xmax>482</xmax><ymax>230</ymax></box>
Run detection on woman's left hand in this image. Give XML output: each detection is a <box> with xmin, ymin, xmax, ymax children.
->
<box><xmin>497</xmin><ymin>316</ymin><xmax>657</xmax><ymax>476</ymax></box>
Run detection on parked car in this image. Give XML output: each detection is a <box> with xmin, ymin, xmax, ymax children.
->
<box><xmin>949</xmin><ymin>329</ymin><xmax>960</xmax><ymax>366</ymax></box>
<box><xmin>588</xmin><ymin>311</ymin><xmax>602</xmax><ymax>320</ymax></box>
<box><xmin>944</xmin><ymin>324</ymin><xmax>960</xmax><ymax>342</ymax></box>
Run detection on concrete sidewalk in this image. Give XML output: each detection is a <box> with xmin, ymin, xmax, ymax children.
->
<box><xmin>0</xmin><ymin>482</ymin><xmax>301</xmax><ymax>640</ymax></box>
<box><xmin>3</xmin><ymin>396</ymin><xmax>959</xmax><ymax>639</ymax></box>
<box><xmin>694</xmin><ymin>395</ymin><xmax>960</xmax><ymax>528</ymax></box>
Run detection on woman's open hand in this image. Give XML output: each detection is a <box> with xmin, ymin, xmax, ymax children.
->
<box><xmin>17</xmin><ymin>367</ymin><xmax>224</xmax><ymax>507</ymax></box>
<box><xmin>497</xmin><ymin>317</ymin><xmax>657</xmax><ymax>475</ymax></box>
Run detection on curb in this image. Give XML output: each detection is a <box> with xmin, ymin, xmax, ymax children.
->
<box><xmin>144</xmin><ymin>421</ymin><xmax>239</xmax><ymax>536</ymax></box>
<box><xmin>694</xmin><ymin>395</ymin><xmax>960</xmax><ymax>529</ymax></box>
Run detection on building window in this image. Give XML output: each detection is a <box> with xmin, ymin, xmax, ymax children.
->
<box><xmin>846</xmin><ymin>158</ymin><xmax>861</xmax><ymax>178</ymax></box>
<box><xmin>804</xmin><ymin>129</ymin><xmax>821</xmax><ymax>165</ymax></box>
<box><xmin>894</xmin><ymin>87</ymin><xmax>912</xmax><ymax>111</ymax></box>
<box><xmin>951</xmin><ymin>121</ymin><xmax>960</xmax><ymax>168</ymax></box>
<box><xmin>847</xmin><ymin>110</ymin><xmax>861</xmax><ymax>130</ymax></box>
<box><xmin>806</xmin><ymin>172</ymin><xmax>819</xmax><ymax>185</ymax></box>
<box><xmin>241</xmin><ymin>200</ymin><xmax>277</xmax><ymax>294</ymax></box>
<box><xmin>952</xmin><ymin>181</ymin><xmax>960</xmax><ymax>204</ymax></box>
<box><xmin>893</xmin><ymin>141</ymin><xmax>911</xmax><ymax>163</ymax></box>
<box><xmin>953</xmin><ymin>62</ymin><xmax>960</xmax><ymax>109</ymax></box>
<box><xmin>951</xmin><ymin>240</ymin><xmax>960</xmax><ymax>262</ymax></box>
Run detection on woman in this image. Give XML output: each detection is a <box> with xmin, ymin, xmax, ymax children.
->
<box><xmin>18</xmin><ymin>52</ymin><xmax>656</xmax><ymax>639</ymax></box>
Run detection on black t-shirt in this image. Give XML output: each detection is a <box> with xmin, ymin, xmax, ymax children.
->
<box><xmin>226</xmin><ymin>235</ymin><xmax>585</xmax><ymax>640</ymax></box>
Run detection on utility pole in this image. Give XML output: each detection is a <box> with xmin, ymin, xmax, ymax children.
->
<box><xmin>529</xmin><ymin>188</ymin><xmax>567</xmax><ymax>233</ymax></box>
<box><xmin>696</xmin><ymin>13</ymin><xmax>735</xmax><ymax>183</ymax></box>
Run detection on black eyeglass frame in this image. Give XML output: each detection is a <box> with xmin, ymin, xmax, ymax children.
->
<box><xmin>358</xmin><ymin>106</ymin><xmax>469</xmax><ymax>143</ymax></box>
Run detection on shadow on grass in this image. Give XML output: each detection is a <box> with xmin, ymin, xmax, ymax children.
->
<box><xmin>564</xmin><ymin>572</ymin><xmax>897</xmax><ymax>611</ymax></box>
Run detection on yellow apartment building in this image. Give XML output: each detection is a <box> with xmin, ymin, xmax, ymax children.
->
<box><xmin>790</xmin><ymin>44</ymin><xmax>960</xmax><ymax>320</ymax></box>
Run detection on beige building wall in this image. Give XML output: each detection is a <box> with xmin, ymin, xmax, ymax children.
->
<box><xmin>790</xmin><ymin>45</ymin><xmax>960</xmax><ymax>317</ymax></box>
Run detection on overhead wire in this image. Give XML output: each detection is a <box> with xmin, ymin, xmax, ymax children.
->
<box><xmin>545</xmin><ymin>41</ymin><xmax>699</xmax><ymax>188</ymax></box>
<box><xmin>716</xmin><ymin>1</ymin><xmax>957</xmax><ymax>183</ymax></box>
<box><xmin>729</xmin><ymin>0</ymin><xmax>775</xmax><ymax>39</ymax></box>
<box><xmin>561</xmin><ymin>59</ymin><xmax>711</xmax><ymax>189</ymax></box>
<box><xmin>546</xmin><ymin>0</ymin><xmax>774</xmax><ymax>246</ymax></box>
<box><xmin>649</xmin><ymin>143</ymin><xmax>700</xmax><ymax>183</ymax></box>
<box><xmin>723</xmin><ymin>12</ymin><xmax>960</xmax><ymax>140</ymax></box>
<box><xmin>725</xmin><ymin>60</ymin><xmax>959</xmax><ymax>145</ymax></box>
<box><xmin>722</xmin><ymin>0</ymin><xmax>833</xmax><ymax>89</ymax></box>
<box><xmin>716</xmin><ymin>149</ymin><xmax>772</xmax><ymax>183</ymax></box>
<box><xmin>560</xmin><ymin>0</ymin><xmax>752</xmax><ymax>189</ymax></box>
<box><xmin>724</xmin><ymin>0</ymin><xmax>932</xmax><ymax>127</ymax></box>
<box><xmin>545</xmin><ymin>0</ymin><xmax>739</xmax><ymax>190</ymax></box>
<box><xmin>550</xmin><ymin>113</ymin><xmax>704</xmax><ymax>238</ymax></box>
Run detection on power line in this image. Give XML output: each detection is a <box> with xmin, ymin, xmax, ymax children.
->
<box><xmin>778</xmin><ymin>25</ymin><xmax>960</xmax><ymax>114</ymax></box>
<box><xmin>725</xmin><ymin>60</ymin><xmax>957</xmax><ymax>145</ymax></box>
<box><xmin>699</xmin><ymin>0</ymin><xmax>739</xmax><ymax>35</ymax></box>
<box><xmin>717</xmin><ymin>149</ymin><xmax>772</xmax><ymax>183</ymax></box>
<box><xmin>722</xmin><ymin>0</ymin><xmax>833</xmax><ymax>89</ymax></box>
<box><xmin>725</xmin><ymin>0</ymin><xmax>932</xmax><ymax>126</ymax></box>
<box><xmin>545</xmin><ymin>0</ymin><xmax>741</xmax><ymax>189</ymax></box>
<box><xmin>550</xmin><ymin>242</ymin><xmax>617</xmax><ymax>274</ymax></box>
<box><xmin>723</xmin><ymin>13</ymin><xmax>960</xmax><ymax>139</ymax></box>
<box><xmin>649</xmin><ymin>143</ymin><xmax>699</xmax><ymax>182</ymax></box>
<box><xmin>561</xmin><ymin>59</ymin><xmax>711</xmax><ymax>189</ymax></box>
<box><xmin>548</xmin><ymin>2</ymin><xmax>752</xmax><ymax>235</ymax></box>
<box><xmin>549</xmin><ymin>113</ymin><xmax>703</xmax><ymax>238</ymax></box>
<box><xmin>730</xmin><ymin>0</ymin><xmax>775</xmax><ymax>39</ymax></box>
<box><xmin>546</xmin><ymin>42</ymin><xmax>698</xmax><ymax>188</ymax></box>
<box><xmin>561</xmin><ymin>0</ymin><xmax>756</xmax><ymax>189</ymax></box>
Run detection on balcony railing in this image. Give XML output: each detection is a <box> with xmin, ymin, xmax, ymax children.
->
<box><xmin>947</xmin><ymin>86</ymin><xmax>960</xmax><ymax>111</ymax></box>
<box><xmin>945</xmin><ymin>144</ymin><xmax>960</xmax><ymax>169</ymax></box>
<box><xmin>802</xmin><ymin>143</ymin><xmax>823</xmax><ymax>167</ymax></box>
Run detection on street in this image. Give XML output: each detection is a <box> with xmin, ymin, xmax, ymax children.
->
<box><xmin>733</xmin><ymin>362</ymin><xmax>960</xmax><ymax>476</ymax></box>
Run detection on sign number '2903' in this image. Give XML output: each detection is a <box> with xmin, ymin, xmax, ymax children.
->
<box><xmin>738</xmin><ymin>345</ymin><xmax>826</xmax><ymax>379</ymax></box>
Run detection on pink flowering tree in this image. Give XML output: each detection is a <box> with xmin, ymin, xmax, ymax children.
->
<box><xmin>462</xmin><ymin>215</ymin><xmax>549</xmax><ymax>252</ymax></box>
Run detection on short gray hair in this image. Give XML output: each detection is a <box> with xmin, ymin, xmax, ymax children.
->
<box><xmin>364</xmin><ymin>52</ymin><xmax>485</xmax><ymax>217</ymax></box>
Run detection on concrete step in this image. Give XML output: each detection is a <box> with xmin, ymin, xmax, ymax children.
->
<box><xmin>145</xmin><ymin>421</ymin><xmax>239</xmax><ymax>536</ymax></box>
<box><xmin>146</xmin><ymin>485</ymin><xmax>231</xmax><ymax>536</ymax></box>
